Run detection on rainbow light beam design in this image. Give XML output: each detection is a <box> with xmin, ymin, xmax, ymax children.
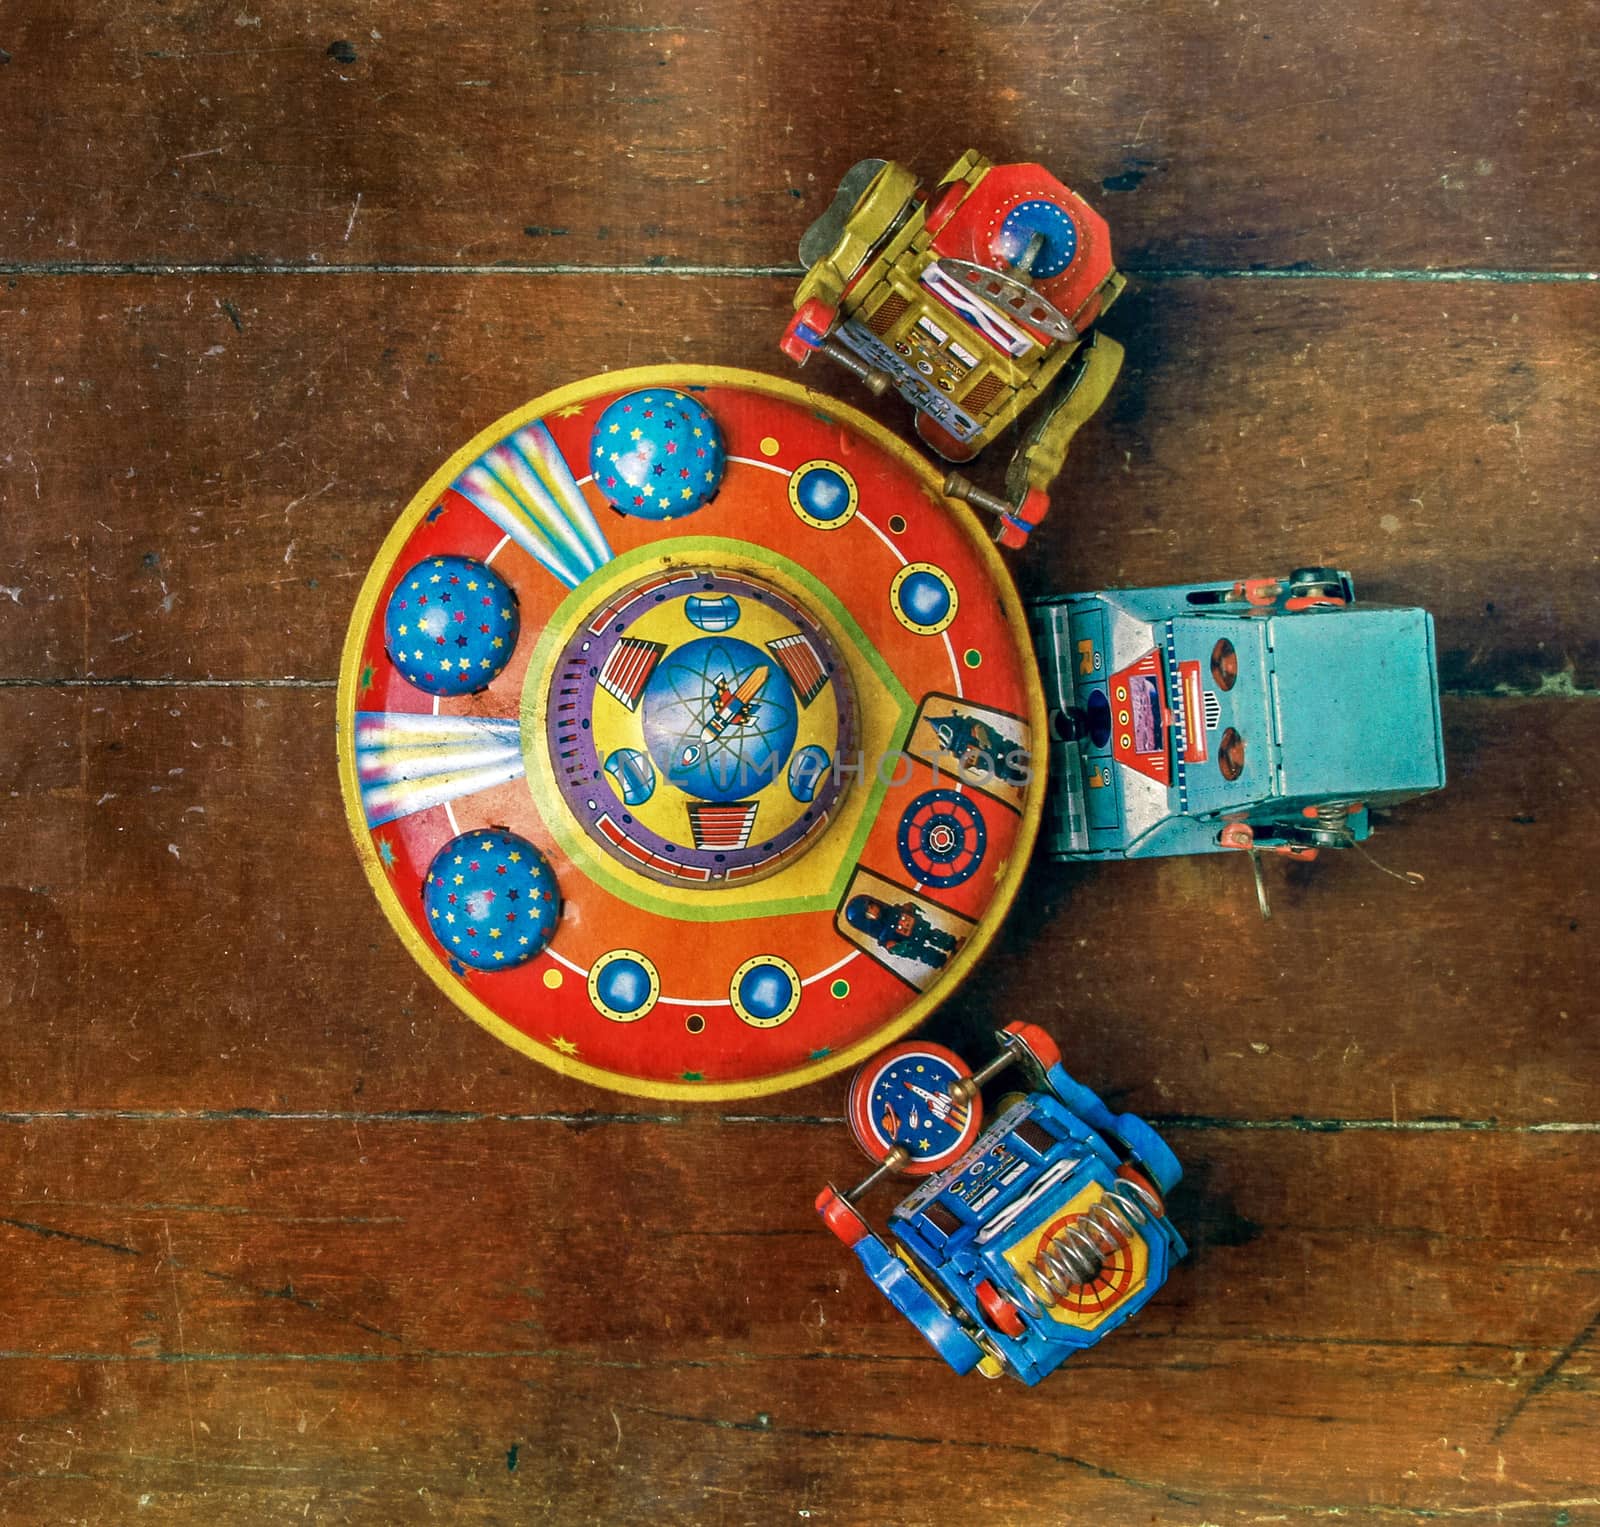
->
<box><xmin>356</xmin><ymin>712</ymin><xmax>526</xmax><ymax>827</ymax></box>
<box><xmin>453</xmin><ymin>422</ymin><xmax>613</xmax><ymax>588</ymax></box>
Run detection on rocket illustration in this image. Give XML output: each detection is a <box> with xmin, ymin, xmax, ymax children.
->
<box><xmin>700</xmin><ymin>666</ymin><xmax>767</xmax><ymax>742</ymax></box>
<box><xmin>906</xmin><ymin>1080</ymin><xmax>967</xmax><ymax>1131</ymax></box>
<box><xmin>679</xmin><ymin>665</ymin><xmax>768</xmax><ymax>767</ymax></box>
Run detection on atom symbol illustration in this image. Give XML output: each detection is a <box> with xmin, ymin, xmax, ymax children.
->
<box><xmin>641</xmin><ymin>636</ymin><xmax>799</xmax><ymax>803</ymax></box>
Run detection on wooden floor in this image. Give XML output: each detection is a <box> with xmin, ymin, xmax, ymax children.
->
<box><xmin>2</xmin><ymin>2</ymin><xmax>1597</xmax><ymax>1521</ymax></box>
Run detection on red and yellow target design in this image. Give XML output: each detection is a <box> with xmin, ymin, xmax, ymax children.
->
<box><xmin>1002</xmin><ymin>1180</ymin><xmax>1149</xmax><ymax>1329</ymax></box>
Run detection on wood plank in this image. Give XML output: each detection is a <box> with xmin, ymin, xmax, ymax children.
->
<box><xmin>4</xmin><ymin>2</ymin><xmax>1594</xmax><ymax>1517</ymax></box>
<box><xmin>2</xmin><ymin>1120</ymin><xmax>1595</xmax><ymax>1355</ymax></box>
<box><xmin>0</xmin><ymin>1123</ymin><xmax>1594</xmax><ymax>1519</ymax></box>
<box><xmin>2</xmin><ymin>689</ymin><xmax>1593</xmax><ymax>1122</ymax></box>
<box><xmin>0</xmin><ymin>275</ymin><xmax>1594</xmax><ymax>691</ymax></box>
<box><xmin>0</xmin><ymin>2</ymin><xmax>1593</xmax><ymax>272</ymax></box>
<box><xmin>0</xmin><ymin>1343</ymin><xmax>1593</xmax><ymax>1524</ymax></box>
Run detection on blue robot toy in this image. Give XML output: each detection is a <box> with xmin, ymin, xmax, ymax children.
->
<box><xmin>843</xmin><ymin>894</ymin><xmax>959</xmax><ymax>970</ymax></box>
<box><xmin>816</xmin><ymin>1022</ymin><xmax>1186</xmax><ymax>1385</ymax></box>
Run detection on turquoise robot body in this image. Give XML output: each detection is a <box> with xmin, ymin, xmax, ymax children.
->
<box><xmin>1029</xmin><ymin>569</ymin><xmax>1446</xmax><ymax>860</ymax></box>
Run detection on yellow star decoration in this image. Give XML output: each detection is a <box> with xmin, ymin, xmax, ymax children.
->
<box><xmin>550</xmin><ymin>1035</ymin><xmax>579</xmax><ymax>1056</ymax></box>
<box><xmin>554</xmin><ymin>403</ymin><xmax>587</xmax><ymax>418</ymax></box>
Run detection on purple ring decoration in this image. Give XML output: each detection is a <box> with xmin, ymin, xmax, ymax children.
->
<box><xmin>545</xmin><ymin>568</ymin><xmax>857</xmax><ymax>888</ymax></box>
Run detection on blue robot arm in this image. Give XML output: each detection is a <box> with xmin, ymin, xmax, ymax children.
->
<box><xmin>851</xmin><ymin>1232</ymin><xmax>985</xmax><ymax>1374</ymax></box>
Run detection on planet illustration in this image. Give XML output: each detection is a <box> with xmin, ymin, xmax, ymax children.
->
<box><xmin>640</xmin><ymin>635</ymin><xmax>800</xmax><ymax>803</ymax></box>
<box><xmin>603</xmin><ymin>747</ymin><xmax>657</xmax><ymax>806</ymax></box>
<box><xmin>421</xmin><ymin>828</ymin><xmax>559</xmax><ymax>971</ymax></box>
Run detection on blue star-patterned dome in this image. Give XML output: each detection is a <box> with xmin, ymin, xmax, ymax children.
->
<box><xmin>639</xmin><ymin>635</ymin><xmax>799</xmax><ymax>803</ymax></box>
<box><xmin>384</xmin><ymin>555</ymin><xmax>520</xmax><ymax>697</ymax></box>
<box><xmin>422</xmin><ymin>828</ymin><xmax>559</xmax><ymax>971</ymax></box>
<box><xmin>588</xmin><ymin>389</ymin><xmax>726</xmax><ymax>519</ymax></box>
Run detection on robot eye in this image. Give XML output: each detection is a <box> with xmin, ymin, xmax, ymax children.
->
<box><xmin>1210</xmin><ymin>638</ymin><xmax>1238</xmax><ymax>691</ymax></box>
<box><xmin>1218</xmin><ymin>727</ymin><xmax>1246</xmax><ymax>782</ymax></box>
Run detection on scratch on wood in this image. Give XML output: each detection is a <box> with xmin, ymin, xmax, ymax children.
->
<box><xmin>162</xmin><ymin>1221</ymin><xmax>198</xmax><ymax>1458</ymax></box>
<box><xmin>0</xmin><ymin>1217</ymin><xmax>139</xmax><ymax>1257</ymax></box>
<box><xmin>1491</xmin><ymin>1303</ymin><xmax>1600</xmax><ymax>1439</ymax></box>
<box><xmin>592</xmin><ymin>1396</ymin><xmax>1207</xmax><ymax>1506</ymax></box>
<box><xmin>281</xmin><ymin>478</ymin><xmax>337</xmax><ymax>518</ymax></box>
<box><xmin>194</xmin><ymin>1266</ymin><xmax>404</xmax><ymax>1345</ymax></box>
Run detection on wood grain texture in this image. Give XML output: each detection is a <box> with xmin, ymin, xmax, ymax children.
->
<box><xmin>4</xmin><ymin>1121</ymin><xmax>1597</xmax><ymax>1357</ymax></box>
<box><xmin>0</xmin><ymin>1</ymin><xmax>1595</xmax><ymax>272</ymax></box>
<box><xmin>2</xmin><ymin>0</ymin><xmax>1597</xmax><ymax>1517</ymax></box>
<box><xmin>1</xmin><ymin>688</ymin><xmax>1593</xmax><ymax>1125</ymax></box>
<box><xmin>0</xmin><ymin>274</ymin><xmax>1594</xmax><ymax>690</ymax></box>
<box><xmin>0</xmin><ymin>1342</ymin><xmax>1588</xmax><ymax>1524</ymax></box>
<box><xmin>0</xmin><ymin>1123</ymin><xmax>1595</xmax><ymax>1521</ymax></box>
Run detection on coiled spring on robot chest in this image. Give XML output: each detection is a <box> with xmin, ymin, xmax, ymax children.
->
<box><xmin>1015</xmin><ymin>1174</ymin><xmax>1164</xmax><ymax>1313</ymax></box>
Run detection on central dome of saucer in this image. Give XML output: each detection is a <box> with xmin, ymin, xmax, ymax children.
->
<box><xmin>544</xmin><ymin>567</ymin><xmax>857</xmax><ymax>889</ymax></box>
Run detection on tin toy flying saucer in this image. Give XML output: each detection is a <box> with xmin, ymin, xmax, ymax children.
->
<box><xmin>338</xmin><ymin>366</ymin><xmax>1047</xmax><ymax>1100</ymax></box>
